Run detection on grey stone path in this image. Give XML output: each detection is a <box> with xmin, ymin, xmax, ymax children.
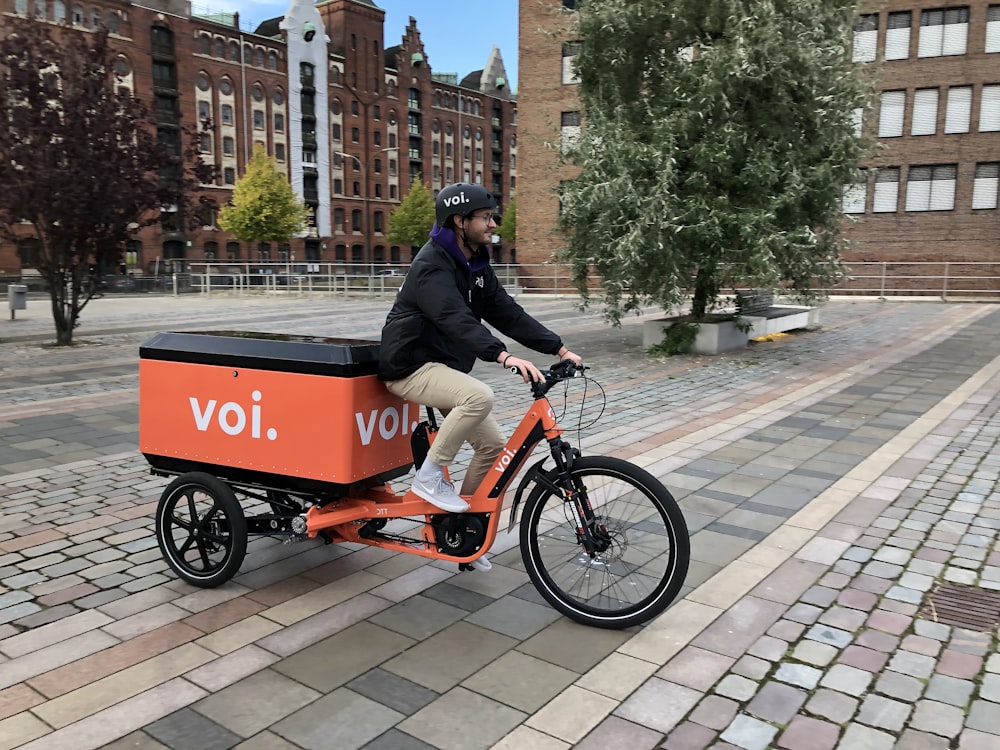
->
<box><xmin>0</xmin><ymin>294</ymin><xmax>998</xmax><ymax>749</ymax></box>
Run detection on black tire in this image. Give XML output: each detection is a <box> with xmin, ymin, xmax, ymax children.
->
<box><xmin>155</xmin><ymin>472</ymin><xmax>247</xmax><ymax>588</ymax></box>
<box><xmin>520</xmin><ymin>456</ymin><xmax>689</xmax><ymax>629</ymax></box>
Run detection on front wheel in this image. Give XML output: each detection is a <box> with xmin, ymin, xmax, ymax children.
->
<box><xmin>520</xmin><ymin>456</ymin><xmax>689</xmax><ymax>629</ymax></box>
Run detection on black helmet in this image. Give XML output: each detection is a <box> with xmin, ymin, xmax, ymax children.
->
<box><xmin>435</xmin><ymin>183</ymin><xmax>496</xmax><ymax>226</ymax></box>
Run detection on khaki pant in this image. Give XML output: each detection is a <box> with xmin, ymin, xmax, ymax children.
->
<box><xmin>384</xmin><ymin>362</ymin><xmax>506</xmax><ymax>495</ymax></box>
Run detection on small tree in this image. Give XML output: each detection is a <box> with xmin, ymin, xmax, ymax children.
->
<box><xmin>559</xmin><ymin>0</ymin><xmax>872</xmax><ymax>326</ymax></box>
<box><xmin>387</xmin><ymin>179</ymin><xmax>435</xmax><ymax>254</ymax></box>
<box><xmin>0</xmin><ymin>18</ymin><xmax>211</xmax><ymax>345</ymax></box>
<box><xmin>218</xmin><ymin>144</ymin><xmax>307</xmax><ymax>249</ymax></box>
<box><xmin>496</xmin><ymin>195</ymin><xmax>517</xmax><ymax>245</ymax></box>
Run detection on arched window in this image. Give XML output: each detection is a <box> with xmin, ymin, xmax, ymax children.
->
<box><xmin>72</xmin><ymin>4</ymin><xmax>84</xmax><ymax>25</ymax></box>
<box><xmin>15</xmin><ymin>0</ymin><xmax>27</xmax><ymax>15</ymax></box>
<box><xmin>243</xmin><ymin>44</ymin><xmax>252</xmax><ymax>63</ymax></box>
<box><xmin>33</xmin><ymin>0</ymin><xmax>46</xmax><ymax>19</ymax></box>
<box><xmin>53</xmin><ymin>0</ymin><xmax>65</xmax><ymax>22</ymax></box>
<box><xmin>226</xmin><ymin>242</ymin><xmax>240</xmax><ymax>260</ymax></box>
<box><xmin>330</xmin><ymin>66</ymin><xmax>341</xmax><ymax>85</ymax></box>
<box><xmin>204</xmin><ymin>241</ymin><xmax>218</xmax><ymax>260</ymax></box>
<box><xmin>90</xmin><ymin>8</ymin><xmax>100</xmax><ymax>27</ymax></box>
<box><xmin>199</xmin><ymin>34</ymin><xmax>211</xmax><ymax>55</ymax></box>
<box><xmin>268</xmin><ymin>51</ymin><xmax>278</xmax><ymax>70</ymax></box>
<box><xmin>229</xmin><ymin>41</ymin><xmax>239</xmax><ymax>61</ymax></box>
<box><xmin>214</xmin><ymin>38</ymin><xmax>225</xmax><ymax>57</ymax></box>
<box><xmin>254</xmin><ymin>48</ymin><xmax>264</xmax><ymax>67</ymax></box>
<box><xmin>374</xmin><ymin>212</ymin><xmax>384</xmax><ymax>233</ymax></box>
<box><xmin>107</xmin><ymin>10</ymin><xmax>119</xmax><ymax>32</ymax></box>
<box><xmin>351</xmin><ymin>210</ymin><xmax>362</xmax><ymax>231</ymax></box>
<box><xmin>334</xmin><ymin>208</ymin><xmax>344</xmax><ymax>231</ymax></box>
<box><xmin>335</xmin><ymin>244</ymin><xmax>347</xmax><ymax>261</ymax></box>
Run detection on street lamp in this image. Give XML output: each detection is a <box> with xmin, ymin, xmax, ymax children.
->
<box><xmin>335</xmin><ymin>146</ymin><xmax>399</xmax><ymax>267</ymax></box>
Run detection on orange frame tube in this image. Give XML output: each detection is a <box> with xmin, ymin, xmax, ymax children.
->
<box><xmin>304</xmin><ymin>396</ymin><xmax>564</xmax><ymax>563</ymax></box>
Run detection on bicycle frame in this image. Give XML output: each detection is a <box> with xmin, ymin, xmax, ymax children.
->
<box><xmin>301</xmin><ymin>394</ymin><xmax>565</xmax><ymax>563</ymax></box>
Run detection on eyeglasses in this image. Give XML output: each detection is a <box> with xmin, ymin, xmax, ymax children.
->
<box><xmin>471</xmin><ymin>212</ymin><xmax>495</xmax><ymax>223</ymax></box>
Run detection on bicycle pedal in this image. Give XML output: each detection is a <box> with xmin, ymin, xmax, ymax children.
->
<box><xmin>458</xmin><ymin>563</ymin><xmax>474</xmax><ymax>572</ymax></box>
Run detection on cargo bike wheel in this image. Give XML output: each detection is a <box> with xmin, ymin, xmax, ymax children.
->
<box><xmin>520</xmin><ymin>456</ymin><xmax>689</xmax><ymax>629</ymax></box>
<box><xmin>155</xmin><ymin>472</ymin><xmax>247</xmax><ymax>588</ymax></box>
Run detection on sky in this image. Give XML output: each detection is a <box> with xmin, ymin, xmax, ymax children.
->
<box><xmin>220</xmin><ymin>0</ymin><xmax>520</xmax><ymax>89</ymax></box>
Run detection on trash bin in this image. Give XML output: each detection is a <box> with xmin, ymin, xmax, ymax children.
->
<box><xmin>7</xmin><ymin>284</ymin><xmax>27</xmax><ymax>319</ymax></box>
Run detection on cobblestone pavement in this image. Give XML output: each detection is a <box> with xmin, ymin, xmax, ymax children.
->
<box><xmin>0</xmin><ymin>294</ymin><xmax>998</xmax><ymax>749</ymax></box>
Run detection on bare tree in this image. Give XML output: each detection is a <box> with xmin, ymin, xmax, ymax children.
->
<box><xmin>0</xmin><ymin>18</ymin><xmax>214</xmax><ymax>344</ymax></box>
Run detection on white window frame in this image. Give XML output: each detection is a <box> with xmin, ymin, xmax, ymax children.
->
<box><xmin>980</xmin><ymin>85</ymin><xmax>1000</xmax><ymax>132</ymax></box>
<box><xmin>944</xmin><ymin>86</ymin><xmax>972</xmax><ymax>133</ymax></box>
<box><xmin>911</xmin><ymin>88</ymin><xmax>939</xmax><ymax>135</ymax></box>
<box><xmin>560</xmin><ymin>110</ymin><xmax>582</xmax><ymax>153</ymax></box>
<box><xmin>878</xmin><ymin>90</ymin><xmax>906</xmax><ymax>137</ymax></box>
<box><xmin>905</xmin><ymin>165</ymin><xmax>957</xmax><ymax>211</ymax></box>
<box><xmin>886</xmin><ymin>11</ymin><xmax>912</xmax><ymax>60</ymax></box>
<box><xmin>873</xmin><ymin>168</ymin><xmax>900</xmax><ymax>213</ymax></box>
<box><xmin>972</xmin><ymin>163</ymin><xmax>999</xmax><ymax>209</ymax></box>
<box><xmin>561</xmin><ymin>42</ymin><xmax>581</xmax><ymax>85</ymax></box>
<box><xmin>988</xmin><ymin>5</ymin><xmax>1000</xmax><ymax>53</ymax></box>
<box><xmin>853</xmin><ymin>14</ymin><xmax>878</xmax><ymax>62</ymax></box>
<box><xmin>918</xmin><ymin>7</ymin><xmax>969</xmax><ymax>58</ymax></box>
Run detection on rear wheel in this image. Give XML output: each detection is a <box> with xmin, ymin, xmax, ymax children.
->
<box><xmin>520</xmin><ymin>456</ymin><xmax>689</xmax><ymax>629</ymax></box>
<box><xmin>155</xmin><ymin>472</ymin><xmax>247</xmax><ymax>588</ymax></box>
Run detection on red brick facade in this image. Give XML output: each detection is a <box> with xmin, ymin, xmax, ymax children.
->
<box><xmin>0</xmin><ymin>0</ymin><xmax>517</xmax><ymax>277</ymax></box>
<box><xmin>517</xmin><ymin>0</ymin><xmax>1000</xmax><ymax>270</ymax></box>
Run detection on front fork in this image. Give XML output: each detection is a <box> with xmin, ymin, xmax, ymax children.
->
<box><xmin>548</xmin><ymin>439</ymin><xmax>610</xmax><ymax>557</ymax></box>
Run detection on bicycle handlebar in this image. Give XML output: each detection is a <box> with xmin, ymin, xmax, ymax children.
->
<box><xmin>509</xmin><ymin>359</ymin><xmax>586</xmax><ymax>398</ymax></box>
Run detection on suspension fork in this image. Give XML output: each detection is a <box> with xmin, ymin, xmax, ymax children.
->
<box><xmin>547</xmin><ymin>438</ymin><xmax>608</xmax><ymax>556</ymax></box>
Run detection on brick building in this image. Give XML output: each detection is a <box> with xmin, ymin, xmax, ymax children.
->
<box><xmin>518</xmin><ymin>0</ymin><xmax>1000</xmax><ymax>270</ymax></box>
<box><xmin>0</xmin><ymin>0</ymin><xmax>517</xmax><ymax>278</ymax></box>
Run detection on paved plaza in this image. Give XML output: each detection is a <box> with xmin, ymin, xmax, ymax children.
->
<box><xmin>1</xmin><ymin>293</ymin><xmax>999</xmax><ymax>750</ymax></box>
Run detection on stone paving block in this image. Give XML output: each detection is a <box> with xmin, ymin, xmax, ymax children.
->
<box><xmin>820</xmin><ymin>664</ymin><xmax>873</xmax><ymax>696</ymax></box>
<box><xmin>857</xmin><ymin>693</ymin><xmax>912</xmax><ymax>732</ymax></box>
<box><xmin>965</xmin><ymin>699</ymin><xmax>1000</xmax><ymax>734</ymax></box>
<box><xmin>689</xmin><ymin>695</ymin><xmax>739</xmax><ymax>731</ymax></box>
<box><xmin>720</xmin><ymin>714</ymin><xmax>777</xmax><ymax>750</ymax></box>
<box><xmin>574</xmin><ymin>715</ymin><xmax>665</xmax><ymax>750</ymax></box>
<box><xmin>613</xmin><ymin>677</ymin><xmax>701</xmax><ymax>736</ymax></box>
<box><xmin>462</xmin><ymin>650</ymin><xmax>576</xmax><ymax>714</ymax></box>
<box><xmin>517</xmin><ymin>619</ymin><xmax>630</xmax><ymax>675</ymax></box>
<box><xmin>839</xmin><ymin>723</ymin><xmax>896</xmax><ymax>750</ymax></box>
<box><xmin>745</xmin><ymin>680</ymin><xmax>806</xmax><ymax>724</ymax></box>
<box><xmin>269</xmin><ymin>687</ymin><xmax>404</xmax><ymax>750</ymax></box>
<box><xmin>936</xmin><ymin>649</ymin><xmax>983</xmax><ymax>679</ymax></box>
<box><xmin>714</xmin><ymin>674</ymin><xmax>758</xmax><ymax>701</ymax></box>
<box><xmin>144</xmin><ymin>707</ymin><xmax>242</xmax><ymax>750</ymax></box>
<box><xmin>909</xmin><ymin>700</ymin><xmax>966</xmax><ymax>739</ymax></box>
<box><xmin>776</xmin><ymin>715</ymin><xmax>841</xmax><ymax>750</ymax></box>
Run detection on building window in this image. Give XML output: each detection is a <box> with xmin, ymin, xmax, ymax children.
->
<box><xmin>253</xmin><ymin>110</ymin><xmax>264</xmax><ymax>129</ymax></box>
<box><xmin>374</xmin><ymin>212</ymin><xmax>384</xmax><ymax>233</ymax></box>
<box><xmin>224</xmin><ymin>167</ymin><xmax>235</xmax><ymax>185</ymax></box>
<box><xmin>905</xmin><ymin>165</ymin><xmax>956</xmax><ymax>211</ymax></box>
<box><xmin>560</xmin><ymin>110</ymin><xmax>582</xmax><ymax>152</ymax></box>
<box><xmin>988</xmin><ymin>6</ymin><xmax>1000</xmax><ymax>52</ymax></box>
<box><xmin>886</xmin><ymin>11</ymin><xmax>912</xmax><ymax>59</ymax></box>
<box><xmin>878</xmin><ymin>90</ymin><xmax>905</xmax><ymax>137</ymax></box>
<box><xmin>353</xmin><ymin>181</ymin><xmax>360</xmax><ymax>196</ymax></box>
<box><xmin>198</xmin><ymin>100</ymin><xmax>210</xmax><ymax>121</ymax></box>
<box><xmin>274</xmin><ymin>113</ymin><xmax>285</xmax><ymax>132</ymax></box>
<box><xmin>275</xmin><ymin>143</ymin><xmax>286</xmax><ymax>162</ymax></box>
<box><xmin>229</xmin><ymin>41</ymin><xmax>239</xmax><ymax>61</ymax></box>
<box><xmin>226</xmin><ymin>242</ymin><xmax>240</xmax><ymax>260</ymax></box>
<box><xmin>842</xmin><ymin>171</ymin><xmax>866</xmax><ymax>214</ymax></box>
<box><xmin>333</xmin><ymin>124</ymin><xmax>342</xmax><ymax>141</ymax></box>
<box><xmin>334</xmin><ymin>179</ymin><xmax>343</xmax><ymax>195</ymax></box>
<box><xmin>221</xmin><ymin>104</ymin><xmax>233</xmax><ymax>125</ymax></box>
<box><xmin>374</xmin><ymin>158</ymin><xmax>382</xmax><ymax>173</ymax></box>
<box><xmin>853</xmin><ymin>14</ymin><xmax>878</xmax><ymax>62</ymax></box>
<box><xmin>200</xmin><ymin>132</ymin><xmax>212</xmax><ymax>154</ymax></box>
<box><xmin>446</xmin><ymin>143</ymin><xmax>453</xmax><ymax>157</ymax></box>
<box><xmin>375</xmin><ymin>184</ymin><xmax>382</xmax><ymax>198</ymax></box>
<box><xmin>980</xmin><ymin>85</ymin><xmax>1000</xmax><ymax>131</ymax></box>
<box><xmin>911</xmin><ymin>88</ymin><xmax>938</xmax><ymax>135</ymax></box>
<box><xmin>389</xmin><ymin>159</ymin><xmax>397</xmax><ymax>176</ymax></box>
<box><xmin>303</xmin><ymin>149</ymin><xmax>316</xmax><ymax>165</ymax></box>
<box><xmin>374</xmin><ymin>130</ymin><xmax>382</xmax><ymax>145</ymax></box>
<box><xmin>972</xmin><ymin>163</ymin><xmax>1000</xmax><ymax>208</ymax></box>
<box><xmin>352</xmin><ymin>127</ymin><xmax>360</xmax><ymax>142</ymax></box>
<box><xmin>918</xmin><ymin>7</ymin><xmax>969</xmax><ymax>58</ymax></box>
<box><xmin>223</xmin><ymin>136</ymin><xmax>234</xmax><ymax>156</ymax></box>
<box><xmin>432</xmin><ymin>141</ymin><xmax>440</xmax><ymax>156</ymax></box>
<box><xmin>335</xmin><ymin>244</ymin><xmax>346</xmax><ymax>261</ymax></box>
<box><xmin>334</xmin><ymin>208</ymin><xmax>344</xmax><ymax>231</ymax></box>
<box><xmin>204</xmin><ymin>241</ymin><xmax>218</xmax><ymax>260</ymax></box>
<box><xmin>268</xmin><ymin>51</ymin><xmax>278</xmax><ymax>70</ymax></box>
<box><xmin>352</xmin><ymin>210</ymin><xmax>362</xmax><ymax>231</ymax></box>
<box><xmin>944</xmin><ymin>86</ymin><xmax>972</xmax><ymax>133</ymax></box>
<box><xmin>562</xmin><ymin>41</ymin><xmax>582</xmax><ymax>84</ymax></box>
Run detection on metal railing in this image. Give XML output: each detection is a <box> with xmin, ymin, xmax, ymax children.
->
<box><xmin>82</xmin><ymin>261</ymin><xmax>1000</xmax><ymax>301</ymax></box>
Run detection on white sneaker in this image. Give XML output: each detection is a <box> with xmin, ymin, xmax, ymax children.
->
<box><xmin>471</xmin><ymin>553</ymin><xmax>492</xmax><ymax>572</ymax></box>
<box><xmin>411</xmin><ymin>471</ymin><xmax>470</xmax><ymax>513</ymax></box>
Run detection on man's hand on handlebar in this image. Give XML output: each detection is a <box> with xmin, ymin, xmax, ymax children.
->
<box><xmin>504</xmin><ymin>354</ymin><xmax>545</xmax><ymax>384</ymax></box>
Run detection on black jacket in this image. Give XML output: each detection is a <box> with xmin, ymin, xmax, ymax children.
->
<box><xmin>378</xmin><ymin>237</ymin><xmax>562</xmax><ymax>381</ymax></box>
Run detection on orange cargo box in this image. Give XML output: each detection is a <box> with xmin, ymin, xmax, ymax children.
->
<box><xmin>139</xmin><ymin>331</ymin><xmax>418</xmax><ymax>490</ymax></box>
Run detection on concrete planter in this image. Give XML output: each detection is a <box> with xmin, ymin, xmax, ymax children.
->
<box><xmin>643</xmin><ymin>306</ymin><xmax>818</xmax><ymax>356</ymax></box>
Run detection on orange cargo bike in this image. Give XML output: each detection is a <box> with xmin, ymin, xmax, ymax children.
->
<box><xmin>139</xmin><ymin>331</ymin><xmax>690</xmax><ymax>629</ymax></box>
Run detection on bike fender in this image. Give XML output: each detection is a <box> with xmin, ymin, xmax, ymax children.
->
<box><xmin>507</xmin><ymin>458</ymin><xmax>549</xmax><ymax>533</ymax></box>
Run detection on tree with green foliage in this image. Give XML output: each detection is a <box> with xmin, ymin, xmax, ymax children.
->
<box><xmin>387</xmin><ymin>180</ymin><xmax>435</xmax><ymax>253</ymax></box>
<box><xmin>218</xmin><ymin>144</ymin><xmax>307</xmax><ymax>246</ymax></box>
<box><xmin>0</xmin><ymin>18</ymin><xmax>212</xmax><ymax>345</ymax></box>
<box><xmin>559</xmin><ymin>0</ymin><xmax>872</xmax><ymax>325</ymax></box>
<box><xmin>496</xmin><ymin>195</ymin><xmax>517</xmax><ymax>245</ymax></box>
